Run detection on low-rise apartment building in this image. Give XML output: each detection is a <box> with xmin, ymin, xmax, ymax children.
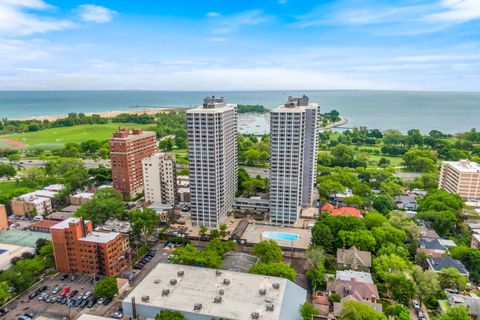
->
<box><xmin>50</xmin><ymin>217</ymin><xmax>127</xmax><ymax>276</ymax></box>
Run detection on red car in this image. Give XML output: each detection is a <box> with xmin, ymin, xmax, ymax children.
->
<box><xmin>60</xmin><ymin>287</ymin><xmax>71</xmax><ymax>296</ymax></box>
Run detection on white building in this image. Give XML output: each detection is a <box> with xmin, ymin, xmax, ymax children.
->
<box><xmin>122</xmin><ymin>263</ymin><xmax>307</xmax><ymax>320</ymax></box>
<box><xmin>187</xmin><ymin>96</ymin><xmax>237</xmax><ymax>227</ymax></box>
<box><xmin>269</xmin><ymin>96</ymin><xmax>320</xmax><ymax>225</ymax></box>
<box><xmin>142</xmin><ymin>152</ymin><xmax>177</xmax><ymax>206</ymax></box>
<box><xmin>439</xmin><ymin>160</ymin><xmax>480</xmax><ymax>201</ymax></box>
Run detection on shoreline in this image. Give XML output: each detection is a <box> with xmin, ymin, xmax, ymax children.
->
<box><xmin>321</xmin><ymin>117</ymin><xmax>348</xmax><ymax>129</ymax></box>
<box><xmin>16</xmin><ymin>107</ymin><xmax>182</xmax><ymax>121</ymax></box>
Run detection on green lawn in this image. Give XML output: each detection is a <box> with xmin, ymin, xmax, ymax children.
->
<box><xmin>0</xmin><ymin>181</ymin><xmax>21</xmax><ymax>193</ymax></box>
<box><xmin>1</xmin><ymin>123</ymin><xmax>157</xmax><ymax>148</ymax></box>
<box><xmin>369</xmin><ymin>154</ymin><xmax>404</xmax><ymax>166</ymax></box>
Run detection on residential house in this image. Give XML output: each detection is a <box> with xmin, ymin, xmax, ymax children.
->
<box><xmin>427</xmin><ymin>257</ymin><xmax>470</xmax><ymax>277</ymax></box>
<box><xmin>439</xmin><ymin>292</ymin><xmax>480</xmax><ymax>319</ymax></box>
<box><xmin>336</xmin><ymin>246</ymin><xmax>372</xmax><ymax>271</ymax></box>
<box><xmin>417</xmin><ymin>238</ymin><xmax>457</xmax><ymax>258</ymax></box>
<box><xmin>394</xmin><ymin>194</ymin><xmax>418</xmax><ymax>210</ymax></box>
<box><xmin>321</xmin><ymin>203</ymin><xmax>362</xmax><ymax>218</ymax></box>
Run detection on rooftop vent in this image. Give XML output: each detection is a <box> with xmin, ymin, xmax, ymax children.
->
<box><xmin>219</xmin><ymin>289</ymin><xmax>225</xmax><ymax>295</ymax></box>
<box><xmin>194</xmin><ymin>303</ymin><xmax>203</xmax><ymax>311</ymax></box>
<box><xmin>266</xmin><ymin>303</ymin><xmax>275</xmax><ymax>312</ymax></box>
<box><xmin>259</xmin><ymin>289</ymin><xmax>267</xmax><ymax>296</ymax></box>
<box><xmin>177</xmin><ymin>271</ymin><xmax>184</xmax><ymax>277</ymax></box>
<box><xmin>214</xmin><ymin>296</ymin><xmax>223</xmax><ymax>303</ymax></box>
<box><xmin>251</xmin><ymin>312</ymin><xmax>260</xmax><ymax>319</ymax></box>
<box><xmin>141</xmin><ymin>295</ymin><xmax>150</xmax><ymax>302</ymax></box>
<box><xmin>216</xmin><ymin>270</ymin><xmax>222</xmax><ymax>276</ymax></box>
<box><xmin>162</xmin><ymin>289</ymin><xmax>170</xmax><ymax>296</ymax></box>
<box><xmin>223</xmin><ymin>279</ymin><xmax>231</xmax><ymax>285</ymax></box>
<box><xmin>170</xmin><ymin>279</ymin><xmax>178</xmax><ymax>286</ymax></box>
<box><xmin>272</xmin><ymin>283</ymin><xmax>280</xmax><ymax>290</ymax></box>
<box><xmin>154</xmin><ymin>279</ymin><xmax>161</xmax><ymax>284</ymax></box>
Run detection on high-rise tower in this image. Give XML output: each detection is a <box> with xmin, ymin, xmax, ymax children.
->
<box><xmin>187</xmin><ymin>97</ymin><xmax>238</xmax><ymax>227</ymax></box>
<box><xmin>269</xmin><ymin>95</ymin><xmax>319</xmax><ymax>226</ymax></box>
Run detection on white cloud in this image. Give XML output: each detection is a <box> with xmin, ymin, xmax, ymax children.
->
<box><xmin>206</xmin><ymin>11</ymin><xmax>220</xmax><ymax>18</ymax></box>
<box><xmin>210</xmin><ymin>10</ymin><xmax>268</xmax><ymax>34</ymax></box>
<box><xmin>0</xmin><ymin>0</ymin><xmax>74</xmax><ymax>36</ymax></box>
<box><xmin>425</xmin><ymin>0</ymin><xmax>480</xmax><ymax>23</ymax></box>
<box><xmin>78</xmin><ymin>4</ymin><xmax>116</xmax><ymax>24</ymax></box>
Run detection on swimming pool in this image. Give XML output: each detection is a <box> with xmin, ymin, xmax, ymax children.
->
<box><xmin>262</xmin><ymin>231</ymin><xmax>300</xmax><ymax>241</ymax></box>
<box><xmin>0</xmin><ymin>249</ymin><xmax>7</xmax><ymax>254</ymax></box>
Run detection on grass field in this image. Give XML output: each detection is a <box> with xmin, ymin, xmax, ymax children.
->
<box><xmin>1</xmin><ymin>123</ymin><xmax>157</xmax><ymax>148</ymax></box>
<box><xmin>0</xmin><ymin>181</ymin><xmax>21</xmax><ymax>194</ymax></box>
<box><xmin>370</xmin><ymin>154</ymin><xmax>404</xmax><ymax>166</ymax></box>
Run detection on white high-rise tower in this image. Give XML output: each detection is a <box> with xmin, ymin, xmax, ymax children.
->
<box><xmin>187</xmin><ymin>96</ymin><xmax>238</xmax><ymax>227</ymax></box>
<box><xmin>269</xmin><ymin>95</ymin><xmax>319</xmax><ymax>226</ymax></box>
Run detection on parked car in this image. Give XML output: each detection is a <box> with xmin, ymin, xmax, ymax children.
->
<box><xmin>80</xmin><ymin>299</ymin><xmax>89</xmax><ymax>308</ymax></box>
<box><xmin>103</xmin><ymin>297</ymin><xmax>112</xmax><ymax>305</ymax></box>
<box><xmin>0</xmin><ymin>307</ymin><xmax>9</xmax><ymax>316</ymax></box>
<box><xmin>37</xmin><ymin>292</ymin><xmax>47</xmax><ymax>301</ymax></box>
<box><xmin>69</xmin><ymin>274</ymin><xmax>79</xmax><ymax>281</ymax></box>
<box><xmin>97</xmin><ymin>297</ymin><xmax>105</xmax><ymax>305</ymax></box>
<box><xmin>60</xmin><ymin>296</ymin><xmax>68</xmax><ymax>305</ymax></box>
<box><xmin>45</xmin><ymin>295</ymin><xmax>53</xmax><ymax>303</ymax></box>
<box><xmin>51</xmin><ymin>286</ymin><xmax>61</xmax><ymax>294</ymax></box>
<box><xmin>28</xmin><ymin>291</ymin><xmax>38</xmax><ymax>300</ymax></box>
<box><xmin>111</xmin><ymin>312</ymin><xmax>123</xmax><ymax>319</ymax></box>
<box><xmin>69</xmin><ymin>290</ymin><xmax>78</xmax><ymax>298</ymax></box>
<box><xmin>60</xmin><ymin>287</ymin><xmax>70</xmax><ymax>296</ymax></box>
<box><xmin>39</xmin><ymin>285</ymin><xmax>48</xmax><ymax>292</ymax></box>
<box><xmin>87</xmin><ymin>298</ymin><xmax>97</xmax><ymax>308</ymax></box>
<box><xmin>59</xmin><ymin>274</ymin><xmax>69</xmax><ymax>281</ymax></box>
<box><xmin>24</xmin><ymin>311</ymin><xmax>36</xmax><ymax>319</ymax></box>
<box><xmin>83</xmin><ymin>290</ymin><xmax>92</xmax><ymax>298</ymax></box>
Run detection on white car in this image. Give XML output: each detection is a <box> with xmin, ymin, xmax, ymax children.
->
<box><xmin>111</xmin><ymin>311</ymin><xmax>123</xmax><ymax>319</ymax></box>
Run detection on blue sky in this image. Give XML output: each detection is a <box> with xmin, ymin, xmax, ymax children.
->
<box><xmin>1</xmin><ymin>0</ymin><xmax>480</xmax><ymax>91</ymax></box>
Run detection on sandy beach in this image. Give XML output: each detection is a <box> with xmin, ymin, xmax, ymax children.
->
<box><xmin>20</xmin><ymin>107</ymin><xmax>181</xmax><ymax>121</ymax></box>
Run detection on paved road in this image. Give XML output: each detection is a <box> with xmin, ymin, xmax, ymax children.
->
<box><xmin>242</xmin><ymin>166</ymin><xmax>269</xmax><ymax>179</ymax></box>
<box><xmin>0</xmin><ymin>159</ymin><xmax>110</xmax><ymax>169</ymax></box>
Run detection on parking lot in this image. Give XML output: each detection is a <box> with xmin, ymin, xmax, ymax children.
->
<box><xmin>4</xmin><ymin>273</ymin><xmax>105</xmax><ymax>320</ymax></box>
<box><xmin>2</xmin><ymin>241</ymin><xmax>174</xmax><ymax>320</ymax></box>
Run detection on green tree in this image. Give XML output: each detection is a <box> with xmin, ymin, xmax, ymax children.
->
<box><xmin>306</xmin><ymin>247</ymin><xmax>326</xmax><ymax>292</ymax></box>
<box><xmin>252</xmin><ymin>240</ymin><xmax>283</xmax><ymax>264</ymax></box>
<box><xmin>129</xmin><ymin>208</ymin><xmax>160</xmax><ymax>243</ymax></box>
<box><xmin>7</xmin><ymin>153</ymin><xmax>20</xmax><ymax>163</ymax></box>
<box><xmin>155</xmin><ymin>310</ymin><xmax>186</xmax><ymax>320</ymax></box>
<box><xmin>249</xmin><ymin>262</ymin><xmax>296</xmax><ymax>281</ymax></box>
<box><xmin>338</xmin><ymin>230</ymin><xmax>376</xmax><ymax>252</ymax></box>
<box><xmin>372</xmin><ymin>195</ymin><xmax>396</xmax><ymax>214</ymax></box>
<box><xmin>0</xmin><ymin>164</ymin><xmax>16</xmax><ymax>179</ymax></box>
<box><xmin>412</xmin><ymin>266</ymin><xmax>440</xmax><ymax>305</ymax></box>
<box><xmin>418</xmin><ymin>190</ymin><xmax>464</xmax><ymax>214</ymax></box>
<box><xmin>0</xmin><ymin>281</ymin><xmax>9</xmax><ymax>304</ymax></box>
<box><xmin>95</xmin><ymin>276</ymin><xmax>118</xmax><ymax>299</ymax></box>
<box><xmin>199</xmin><ymin>225</ymin><xmax>208</xmax><ymax>238</ymax></box>
<box><xmin>299</xmin><ymin>302</ymin><xmax>319</xmax><ymax>320</ymax></box>
<box><xmin>438</xmin><ymin>267</ymin><xmax>467</xmax><ymax>291</ymax></box>
<box><xmin>416</xmin><ymin>210</ymin><xmax>457</xmax><ymax>237</ymax></box>
<box><xmin>75</xmin><ymin>187</ymin><xmax>125</xmax><ymax>225</ymax></box>
<box><xmin>437</xmin><ymin>306</ymin><xmax>471</xmax><ymax>320</ymax></box>
<box><xmin>339</xmin><ymin>301</ymin><xmax>387</xmax><ymax>320</ymax></box>
<box><xmin>364</xmin><ymin>212</ymin><xmax>387</xmax><ymax>229</ymax></box>
<box><xmin>450</xmin><ymin>245</ymin><xmax>480</xmax><ymax>283</ymax></box>
<box><xmin>371</xmin><ymin>226</ymin><xmax>407</xmax><ymax>250</ymax></box>
<box><xmin>218</xmin><ymin>224</ymin><xmax>228</xmax><ymax>238</ymax></box>
<box><xmin>63</xmin><ymin>168</ymin><xmax>90</xmax><ymax>191</ymax></box>
<box><xmin>388</xmin><ymin>274</ymin><xmax>415</xmax><ymax>305</ymax></box>
<box><xmin>403</xmin><ymin>149</ymin><xmax>437</xmax><ymax>172</ymax></box>
<box><xmin>373</xmin><ymin>254</ymin><xmax>411</xmax><ymax>282</ymax></box>
<box><xmin>385</xmin><ymin>304</ymin><xmax>412</xmax><ymax>320</ymax></box>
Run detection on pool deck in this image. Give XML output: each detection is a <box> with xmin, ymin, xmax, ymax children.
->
<box><xmin>0</xmin><ymin>243</ymin><xmax>35</xmax><ymax>271</ymax></box>
<box><xmin>243</xmin><ymin>223</ymin><xmax>311</xmax><ymax>249</ymax></box>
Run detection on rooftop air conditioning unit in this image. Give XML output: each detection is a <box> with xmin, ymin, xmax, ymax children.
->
<box><xmin>216</xmin><ymin>270</ymin><xmax>222</xmax><ymax>276</ymax></box>
<box><xmin>162</xmin><ymin>289</ymin><xmax>170</xmax><ymax>296</ymax></box>
<box><xmin>154</xmin><ymin>279</ymin><xmax>161</xmax><ymax>284</ymax></box>
<box><xmin>223</xmin><ymin>279</ymin><xmax>231</xmax><ymax>285</ymax></box>
<box><xmin>219</xmin><ymin>289</ymin><xmax>225</xmax><ymax>295</ymax></box>
<box><xmin>141</xmin><ymin>295</ymin><xmax>150</xmax><ymax>302</ymax></box>
<box><xmin>194</xmin><ymin>303</ymin><xmax>203</xmax><ymax>311</ymax></box>
<box><xmin>266</xmin><ymin>303</ymin><xmax>275</xmax><ymax>312</ymax></box>
<box><xmin>177</xmin><ymin>271</ymin><xmax>185</xmax><ymax>277</ymax></box>
<box><xmin>272</xmin><ymin>283</ymin><xmax>280</xmax><ymax>290</ymax></box>
<box><xmin>251</xmin><ymin>312</ymin><xmax>260</xmax><ymax>319</ymax></box>
<box><xmin>170</xmin><ymin>279</ymin><xmax>178</xmax><ymax>286</ymax></box>
<box><xmin>259</xmin><ymin>289</ymin><xmax>267</xmax><ymax>296</ymax></box>
<box><xmin>214</xmin><ymin>296</ymin><xmax>222</xmax><ymax>303</ymax></box>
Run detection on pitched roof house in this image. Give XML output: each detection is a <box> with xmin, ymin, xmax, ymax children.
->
<box><xmin>427</xmin><ymin>257</ymin><xmax>469</xmax><ymax>277</ymax></box>
<box><xmin>337</xmin><ymin>246</ymin><xmax>372</xmax><ymax>271</ymax></box>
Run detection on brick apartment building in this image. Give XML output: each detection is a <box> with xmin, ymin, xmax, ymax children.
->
<box><xmin>109</xmin><ymin>128</ymin><xmax>157</xmax><ymax>198</ymax></box>
<box><xmin>50</xmin><ymin>217</ymin><xmax>127</xmax><ymax>276</ymax></box>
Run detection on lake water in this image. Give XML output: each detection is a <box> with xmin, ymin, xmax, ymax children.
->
<box><xmin>1</xmin><ymin>90</ymin><xmax>479</xmax><ymax>133</ymax></box>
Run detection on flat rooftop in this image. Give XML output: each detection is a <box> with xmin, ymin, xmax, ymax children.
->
<box><xmin>242</xmin><ymin>224</ymin><xmax>311</xmax><ymax>249</ymax></box>
<box><xmin>187</xmin><ymin>103</ymin><xmax>237</xmax><ymax>114</ymax></box>
<box><xmin>445</xmin><ymin>160</ymin><xmax>480</xmax><ymax>173</ymax></box>
<box><xmin>123</xmin><ymin>263</ymin><xmax>305</xmax><ymax>320</ymax></box>
<box><xmin>76</xmin><ymin>315</ymin><xmax>112</xmax><ymax>320</ymax></box>
<box><xmin>80</xmin><ymin>231</ymin><xmax>120</xmax><ymax>244</ymax></box>
<box><xmin>271</xmin><ymin>102</ymin><xmax>319</xmax><ymax>113</ymax></box>
<box><xmin>50</xmin><ymin>217</ymin><xmax>87</xmax><ymax>230</ymax></box>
